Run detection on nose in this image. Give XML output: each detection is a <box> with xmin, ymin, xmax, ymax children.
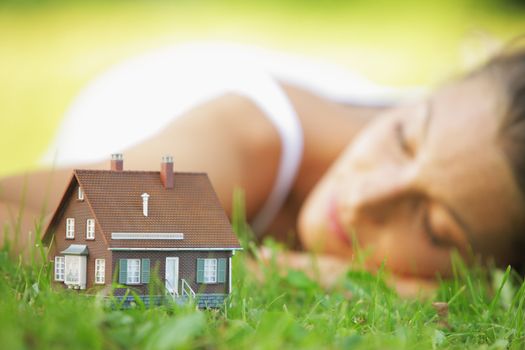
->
<box><xmin>345</xmin><ymin>166</ymin><xmax>419</xmax><ymax>224</ymax></box>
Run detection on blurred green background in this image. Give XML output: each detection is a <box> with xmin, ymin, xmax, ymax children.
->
<box><xmin>1</xmin><ymin>0</ymin><xmax>524</xmax><ymax>177</ymax></box>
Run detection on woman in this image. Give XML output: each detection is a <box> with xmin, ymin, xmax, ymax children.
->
<box><xmin>1</xmin><ymin>42</ymin><xmax>523</xmax><ymax>293</ymax></box>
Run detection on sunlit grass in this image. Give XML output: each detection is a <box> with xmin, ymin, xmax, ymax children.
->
<box><xmin>1</xmin><ymin>193</ymin><xmax>524</xmax><ymax>349</ymax></box>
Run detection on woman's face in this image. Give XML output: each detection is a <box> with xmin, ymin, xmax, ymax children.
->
<box><xmin>299</xmin><ymin>75</ymin><xmax>525</xmax><ymax>278</ymax></box>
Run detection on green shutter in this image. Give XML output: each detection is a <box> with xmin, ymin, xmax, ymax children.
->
<box><xmin>217</xmin><ymin>258</ymin><xmax>226</xmax><ymax>283</ymax></box>
<box><xmin>141</xmin><ymin>259</ymin><xmax>150</xmax><ymax>284</ymax></box>
<box><xmin>196</xmin><ymin>258</ymin><xmax>204</xmax><ymax>283</ymax></box>
<box><xmin>119</xmin><ymin>259</ymin><xmax>128</xmax><ymax>284</ymax></box>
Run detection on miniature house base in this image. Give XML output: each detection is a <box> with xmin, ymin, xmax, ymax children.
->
<box><xmin>114</xmin><ymin>292</ymin><xmax>231</xmax><ymax>309</ymax></box>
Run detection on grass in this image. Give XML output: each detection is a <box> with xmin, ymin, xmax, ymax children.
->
<box><xmin>1</xmin><ymin>194</ymin><xmax>524</xmax><ymax>349</ymax></box>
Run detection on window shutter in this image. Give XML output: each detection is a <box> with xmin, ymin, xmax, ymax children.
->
<box><xmin>217</xmin><ymin>258</ymin><xmax>226</xmax><ymax>283</ymax></box>
<box><xmin>196</xmin><ymin>258</ymin><xmax>204</xmax><ymax>283</ymax></box>
<box><xmin>141</xmin><ymin>259</ymin><xmax>150</xmax><ymax>284</ymax></box>
<box><xmin>119</xmin><ymin>259</ymin><xmax>128</xmax><ymax>284</ymax></box>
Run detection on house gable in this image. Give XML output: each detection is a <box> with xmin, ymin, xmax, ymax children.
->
<box><xmin>45</xmin><ymin>174</ymin><xmax>112</xmax><ymax>290</ymax></box>
<box><xmin>43</xmin><ymin>173</ymin><xmax>108</xmax><ymax>248</ymax></box>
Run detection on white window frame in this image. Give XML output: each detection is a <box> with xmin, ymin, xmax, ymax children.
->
<box><xmin>95</xmin><ymin>259</ymin><xmax>105</xmax><ymax>284</ymax></box>
<box><xmin>127</xmin><ymin>259</ymin><xmax>141</xmax><ymax>284</ymax></box>
<box><xmin>203</xmin><ymin>258</ymin><xmax>217</xmax><ymax>284</ymax></box>
<box><xmin>78</xmin><ymin>187</ymin><xmax>84</xmax><ymax>201</ymax></box>
<box><xmin>64</xmin><ymin>255</ymin><xmax>85</xmax><ymax>287</ymax></box>
<box><xmin>86</xmin><ymin>219</ymin><xmax>95</xmax><ymax>240</ymax></box>
<box><xmin>54</xmin><ymin>256</ymin><xmax>65</xmax><ymax>281</ymax></box>
<box><xmin>66</xmin><ymin>218</ymin><xmax>75</xmax><ymax>239</ymax></box>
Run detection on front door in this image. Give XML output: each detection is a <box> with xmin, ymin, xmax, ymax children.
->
<box><xmin>165</xmin><ymin>257</ymin><xmax>179</xmax><ymax>296</ymax></box>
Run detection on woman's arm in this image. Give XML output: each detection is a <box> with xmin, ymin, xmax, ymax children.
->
<box><xmin>0</xmin><ymin>198</ymin><xmax>47</xmax><ymax>254</ymax></box>
<box><xmin>0</xmin><ymin>93</ymin><xmax>282</xmax><ymax>254</ymax></box>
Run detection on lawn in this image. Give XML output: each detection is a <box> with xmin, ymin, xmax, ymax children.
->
<box><xmin>1</xmin><ymin>198</ymin><xmax>524</xmax><ymax>349</ymax></box>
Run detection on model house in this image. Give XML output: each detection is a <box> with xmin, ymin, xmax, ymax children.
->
<box><xmin>43</xmin><ymin>154</ymin><xmax>241</xmax><ymax>307</ymax></box>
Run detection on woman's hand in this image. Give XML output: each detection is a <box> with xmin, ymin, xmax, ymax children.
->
<box><xmin>249</xmin><ymin>247</ymin><xmax>438</xmax><ymax>298</ymax></box>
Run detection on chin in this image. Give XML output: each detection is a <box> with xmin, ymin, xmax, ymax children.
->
<box><xmin>298</xmin><ymin>190</ymin><xmax>330</xmax><ymax>253</ymax></box>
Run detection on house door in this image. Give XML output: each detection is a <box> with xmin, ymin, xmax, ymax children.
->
<box><xmin>165</xmin><ymin>257</ymin><xmax>179</xmax><ymax>296</ymax></box>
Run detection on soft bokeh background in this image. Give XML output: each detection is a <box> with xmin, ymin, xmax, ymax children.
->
<box><xmin>1</xmin><ymin>0</ymin><xmax>524</xmax><ymax>177</ymax></box>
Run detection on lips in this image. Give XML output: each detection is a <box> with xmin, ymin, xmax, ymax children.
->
<box><xmin>328</xmin><ymin>196</ymin><xmax>352</xmax><ymax>247</ymax></box>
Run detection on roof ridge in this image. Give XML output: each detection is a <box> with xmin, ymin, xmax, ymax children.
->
<box><xmin>74</xmin><ymin>169</ymin><xmax>208</xmax><ymax>175</ymax></box>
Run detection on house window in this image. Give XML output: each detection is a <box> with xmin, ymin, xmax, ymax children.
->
<box><xmin>197</xmin><ymin>258</ymin><xmax>226</xmax><ymax>284</ymax></box>
<box><xmin>118</xmin><ymin>259</ymin><xmax>150</xmax><ymax>285</ymax></box>
<box><xmin>64</xmin><ymin>255</ymin><xmax>81</xmax><ymax>284</ymax></box>
<box><xmin>66</xmin><ymin>218</ymin><xmax>75</xmax><ymax>239</ymax></box>
<box><xmin>95</xmin><ymin>259</ymin><xmax>105</xmax><ymax>284</ymax></box>
<box><xmin>203</xmin><ymin>258</ymin><xmax>217</xmax><ymax>283</ymax></box>
<box><xmin>78</xmin><ymin>187</ymin><xmax>84</xmax><ymax>201</ymax></box>
<box><xmin>86</xmin><ymin>219</ymin><xmax>95</xmax><ymax>240</ymax></box>
<box><xmin>54</xmin><ymin>256</ymin><xmax>65</xmax><ymax>281</ymax></box>
<box><xmin>127</xmin><ymin>259</ymin><xmax>141</xmax><ymax>284</ymax></box>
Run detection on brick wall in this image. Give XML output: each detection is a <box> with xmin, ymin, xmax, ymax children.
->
<box><xmin>49</xmin><ymin>182</ymin><xmax>111</xmax><ymax>290</ymax></box>
<box><xmin>112</xmin><ymin>250</ymin><xmax>233</xmax><ymax>296</ymax></box>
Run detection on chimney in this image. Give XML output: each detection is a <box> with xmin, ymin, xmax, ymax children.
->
<box><xmin>141</xmin><ymin>193</ymin><xmax>150</xmax><ymax>217</ymax></box>
<box><xmin>160</xmin><ymin>155</ymin><xmax>174</xmax><ymax>189</ymax></box>
<box><xmin>110</xmin><ymin>153</ymin><xmax>123</xmax><ymax>171</ymax></box>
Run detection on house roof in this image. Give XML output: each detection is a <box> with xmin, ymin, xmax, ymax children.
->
<box><xmin>44</xmin><ymin>170</ymin><xmax>240</xmax><ymax>249</ymax></box>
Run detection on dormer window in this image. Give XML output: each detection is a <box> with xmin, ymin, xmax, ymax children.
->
<box><xmin>66</xmin><ymin>218</ymin><xmax>75</xmax><ymax>239</ymax></box>
<box><xmin>78</xmin><ymin>187</ymin><xmax>84</xmax><ymax>201</ymax></box>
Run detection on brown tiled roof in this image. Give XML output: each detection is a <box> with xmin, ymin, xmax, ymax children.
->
<box><xmin>46</xmin><ymin>170</ymin><xmax>240</xmax><ymax>249</ymax></box>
